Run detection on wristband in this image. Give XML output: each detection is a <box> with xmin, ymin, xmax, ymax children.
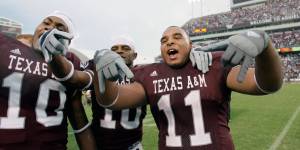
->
<box><xmin>97</xmin><ymin>87</ymin><xmax>119</xmax><ymax>108</ymax></box>
<box><xmin>82</xmin><ymin>70</ymin><xmax>93</xmax><ymax>90</ymax></box>
<box><xmin>54</xmin><ymin>60</ymin><xmax>74</xmax><ymax>81</ymax></box>
<box><xmin>73</xmin><ymin>122</ymin><xmax>91</xmax><ymax>134</ymax></box>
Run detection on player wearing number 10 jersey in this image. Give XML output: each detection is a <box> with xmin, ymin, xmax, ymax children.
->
<box><xmin>0</xmin><ymin>32</ymin><xmax>80</xmax><ymax>149</ymax></box>
<box><xmin>0</xmin><ymin>12</ymin><xmax>97</xmax><ymax>149</ymax></box>
<box><xmin>87</xmin><ymin>36</ymin><xmax>146</xmax><ymax>150</ymax></box>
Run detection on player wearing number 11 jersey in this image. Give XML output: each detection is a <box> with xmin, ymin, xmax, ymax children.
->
<box><xmin>132</xmin><ymin>54</ymin><xmax>232</xmax><ymax>149</ymax></box>
<box><xmin>94</xmin><ymin>26</ymin><xmax>282</xmax><ymax>149</ymax></box>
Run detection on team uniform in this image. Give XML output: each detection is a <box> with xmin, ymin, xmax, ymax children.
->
<box><xmin>132</xmin><ymin>52</ymin><xmax>234</xmax><ymax>150</ymax></box>
<box><xmin>83</xmin><ymin>61</ymin><xmax>147</xmax><ymax>150</ymax></box>
<box><xmin>0</xmin><ymin>33</ymin><xmax>81</xmax><ymax>150</ymax></box>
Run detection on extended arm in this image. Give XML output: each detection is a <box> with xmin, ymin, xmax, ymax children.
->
<box><xmin>93</xmin><ymin>49</ymin><xmax>147</xmax><ymax>110</ymax></box>
<box><xmin>66</xmin><ymin>90</ymin><xmax>97</xmax><ymax>150</ymax></box>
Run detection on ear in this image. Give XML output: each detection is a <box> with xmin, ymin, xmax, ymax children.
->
<box><xmin>133</xmin><ymin>52</ymin><xmax>137</xmax><ymax>60</ymax></box>
<box><xmin>189</xmin><ymin>41</ymin><xmax>193</xmax><ymax>51</ymax></box>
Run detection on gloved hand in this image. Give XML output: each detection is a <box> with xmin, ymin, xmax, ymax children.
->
<box><xmin>197</xmin><ymin>30</ymin><xmax>270</xmax><ymax>82</ymax></box>
<box><xmin>39</xmin><ymin>28</ymin><xmax>73</xmax><ymax>62</ymax></box>
<box><xmin>93</xmin><ymin>49</ymin><xmax>134</xmax><ymax>94</ymax></box>
<box><xmin>190</xmin><ymin>47</ymin><xmax>212</xmax><ymax>73</ymax></box>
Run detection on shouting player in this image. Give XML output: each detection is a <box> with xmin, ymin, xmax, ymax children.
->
<box><xmin>93</xmin><ymin>26</ymin><xmax>283</xmax><ymax>149</ymax></box>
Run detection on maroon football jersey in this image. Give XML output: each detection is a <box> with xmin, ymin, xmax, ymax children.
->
<box><xmin>0</xmin><ymin>33</ymin><xmax>80</xmax><ymax>149</ymax></box>
<box><xmin>83</xmin><ymin>60</ymin><xmax>147</xmax><ymax>150</ymax></box>
<box><xmin>133</xmin><ymin>52</ymin><xmax>234</xmax><ymax>150</ymax></box>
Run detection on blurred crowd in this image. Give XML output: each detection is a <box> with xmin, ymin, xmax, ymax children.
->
<box><xmin>270</xmin><ymin>29</ymin><xmax>300</xmax><ymax>48</ymax></box>
<box><xmin>281</xmin><ymin>53</ymin><xmax>300</xmax><ymax>82</ymax></box>
<box><xmin>183</xmin><ymin>0</ymin><xmax>300</xmax><ymax>36</ymax></box>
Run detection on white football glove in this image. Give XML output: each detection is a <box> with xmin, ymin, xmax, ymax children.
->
<box><xmin>190</xmin><ymin>47</ymin><xmax>212</xmax><ymax>73</ymax></box>
<box><xmin>94</xmin><ymin>49</ymin><xmax>134</xmax><ymax>94</ymax></box>
<box><xmin>39</xmin><ymin>28</ymin><xmax>73</xmax><ymax>62</ymax></box>
<box><xmin>197</xmin><ymin>30</ymin><xmax>269</xmax><ymax>82</ymax></box>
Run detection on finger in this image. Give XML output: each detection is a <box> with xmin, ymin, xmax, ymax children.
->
<box><xmin>203</xmin><ymin>53</ymin><xmax>208</xmax><ymax>73</ymax></box>
<box><xmin>107</xmin><ymin>65</ymin><xmax>120</xmax><ymax>81</ymax></box>
<box><xmin>200</xmin><ymin>52</ymin><xmax>206</xmax><ymax>73</ymax></box>
<box><xmin>194</xmin><ymin>52</ymin><xmax>202</xmax><ymax>71</ymax></box>
<box><xmin>53</xmin><ymin>29</ymin><xmax>74</xmax><ymax>40</ymax></box>
<box><xmin>93</xmin><ymin>50</ymin><xmax>102</xmax><ymax>65</ymax></box>
<box><xmin>230</xmin><ymin>50</ymin><xmax>244</xmax><ymax>65</ymax></box>
<box><xmin>221</xmin><ymin>45</ymin><xmax>236</xmax><ymax>67</ymax></box>
<box><xmin>237</xmin><ymin>56</ymin><xmax>252</xmax><ymax>83</ymax></box>
<box><xmin>48</xmin><ymin>35</ymin><xmax>63</xmax><ymax>54</ymax></box>
<box><xmin>190</xmin><ymin>52</ymin><xmax>196</xmax><ymax>67</ymax></box>
<box><xmin>99</xmin><ymin>71</ymin><xmax>106</xmax><ymax>94</ymax></box>
<box><xmin>200</xmin><ymin>40</ymin><xmax>229</xmax><ymax>52</ymax></box>
<box><xmin>103</xmin><ymin>67</ymin><xmax>113</xmax><ymax>80</ymax></box>
<box><xmin>208</xmin><ymin>52</ymin><xmax>212</xmax><ymax>66</ymax></box>
<box><xmin>116</xmin><ymin>59</ymin><xmax>134</xmax><ymax>79</ymax></box>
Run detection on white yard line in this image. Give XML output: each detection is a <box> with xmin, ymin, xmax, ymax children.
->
<box><xmin>268</xmin><ymin>104</ymin><xmax>300</xmax><ymax>150</ymax></box>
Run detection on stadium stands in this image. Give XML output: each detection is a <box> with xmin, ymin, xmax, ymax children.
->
<box><xmin>185</xmin><ymin>0</ymin><xmax>300</xmax><ymax>82</ymax></box>
<box><xmin>183</xmin><ymin>0</ymin><xmax>300</xmax><ymax>36</ymax></box>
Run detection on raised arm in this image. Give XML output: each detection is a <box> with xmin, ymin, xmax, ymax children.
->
<box><xmin>198</xmin><ymin>30</ymin><xmax>283</xmax><ymax>95</ymax></box>
<box><xmin>224</xmin><ymin>31</ymin><xmax>283</xmax><ymax>94</ymax></box>
<box><xmin>227</xmin><ymin>40</ymin><xmax>283</xmax><ymax>94</ymax></box>
<box><xmin>93</xmin><ymin>49</ymin><xmax>147</xmax><ymax>110</ymax></box>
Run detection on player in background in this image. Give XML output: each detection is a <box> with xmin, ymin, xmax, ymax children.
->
<box><xmin>0</xmin><ymin>11</ymin><xmax>96</xmax><ymax>149</ymax></box>
<box><xmin>80</xmin><ymin>36</ymin><xmax>146</xmax><ymax>150</ymax></box>
<box><xmin>93</xmin><ymin>26</ymin><xmax>283</xmax><ymax>150</ymax></box>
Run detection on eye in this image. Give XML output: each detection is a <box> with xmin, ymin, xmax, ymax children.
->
<box><xmin>43</xmin><ymin>20</ymin><xmax>50</xmax><ymax>26</ymax></box>
<box><xmin>123</xmin><ymin>46</ymin><xmax>131</xmax><ymax>51</ymax></box>
<box><xmin>111</xmin><ymin>46</ymin><xmax>118</xmax><ymax>52</ymax></box>
<box><xmin>174</xmin><ymin>33</ymin><xmax>183</xmax><ymax>39</ymax></box>
<box><xmin>161</xmin><ymin>37</ymin><xmax>167</xmax><ymax>44</ymax></box>
<box><xmin>56</xmin><ymin>24</ymin><xmax>68</xmax><ymax>32</ymax></box>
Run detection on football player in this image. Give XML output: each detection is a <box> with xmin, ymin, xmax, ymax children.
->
<box><xmin>0</xmin><ymin>11</ymin><xmax>96</xmax><ymax>149</ymax></box>
<box><xmin>93</xmin><ymin>26</ymin><xmax>283</xmax><ymax>149</ymax></box>
<box><xmin>83</xmin><ymin>36</ymin><xmax>146</xmax><ymax>150</ymax></box>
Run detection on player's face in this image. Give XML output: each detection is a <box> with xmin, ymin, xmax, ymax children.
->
<box><xmin>32</xmin><ymin>16</ymin><xmax>69</xmax><ymax>50</ymax></box>
<box><xmin>160</xmin><ymin>26</ymin><xmax>191</xmax><ymax>68</ymax></box>
<box><xmin>111</xmin><ymin>44</ymin><xmax>137</xmax><ymax>67</ymax></box>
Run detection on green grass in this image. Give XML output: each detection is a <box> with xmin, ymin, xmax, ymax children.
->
<box><xmin>67</xmin><ymin>84</ymin><xmax>300</xmax><ymax>150</ymax></box>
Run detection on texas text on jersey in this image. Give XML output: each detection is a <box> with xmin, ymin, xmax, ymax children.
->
<box><xmin>132</xmin><ymin>52</ymin><xmax>234</xmax><ymax>150</ymax></box>
<box><xmin>0</xmin><ymin>33</ymin><xmax>81</xmax><ymax>149</ymax></box>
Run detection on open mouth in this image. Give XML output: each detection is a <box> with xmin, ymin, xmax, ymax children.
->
<box><xmin>168</xmin><ymin>49</ymin><xmax>178</xmax><ymax>55</ymax></box>
<box><xmin>167</xmin><ymin>49</ymin><xmax>178</xmax><ymax>58</ymax></box>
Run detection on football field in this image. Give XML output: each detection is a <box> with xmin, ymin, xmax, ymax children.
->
<box><xmin>67</xmin><ymin>83</ymin><xmax>300</xmax><ymax>150</ymax></box>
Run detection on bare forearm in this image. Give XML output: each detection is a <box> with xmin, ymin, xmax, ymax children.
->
<box><xmin>67</xmin><ymin>92</ymin><xmax>97</xmax><ymax>150</ymax></box>
<box><xmin>255</xmin><ymin>41</ymin><xmax>283</xmax><ymax>92</ymax></box>
<box><xmin>94</xmin><ymin>80</ymin><xmax>119</xmax><ymax>107</ymax></box>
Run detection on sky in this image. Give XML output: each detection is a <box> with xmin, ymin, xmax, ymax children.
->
<box><xmin>0</xmin><ymin>0</ymin><xmax>230</xmax><ymax>64</ymax></box>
